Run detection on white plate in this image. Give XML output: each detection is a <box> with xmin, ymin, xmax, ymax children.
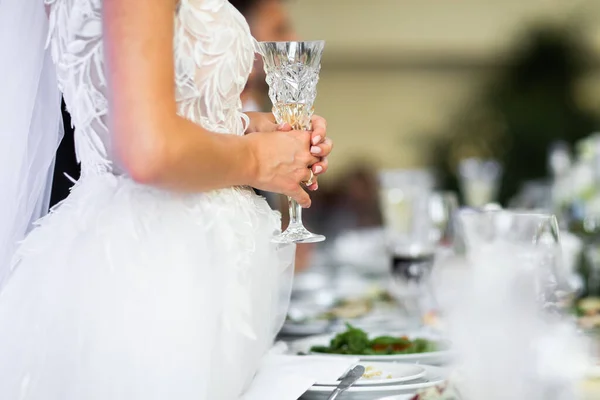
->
<box><xmin>281</xmin><ymin>314</ymin><xmax>408</xmax><ymax>338</ymax></box>
<box><xmin>301</xmin><ymin>365</ymin><xmax>446</xmax><ymax>400</ymax></box>
<box><xmin>315</xmin><ymin>362</ymin><xmax>426</xmax><ymax>386</ymax></box>
<box><xmin>289</xmin><ymin>333</ymin><xmax>453</xmax><ymax>365</ymax></box>
<box><xmin>280</xmin><ymin>320</ymin><xmax>331</xmax><ymax>337</ymax></box>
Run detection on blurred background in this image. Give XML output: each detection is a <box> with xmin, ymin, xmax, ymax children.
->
<box><xmin>290</xmin><ymin>0</ymin><xmax>600</xmax><ymax>177</ymax></box>
<box><xmin>264</xmin><ymin>0</ymin><xmax>600</xmax><ymax>243</ymax></box>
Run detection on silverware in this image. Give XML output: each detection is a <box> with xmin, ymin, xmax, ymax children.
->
<box><xmin>326</xmin><ymin>365</ymin><xmax>365</xmax><ymax>400</ymax></box>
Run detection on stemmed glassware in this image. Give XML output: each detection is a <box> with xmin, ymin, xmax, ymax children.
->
<box><xmin>257</xmin><ymin>40</ymin><xmax>326</xmax><ymax>244</ymax></box>
<box><xmin>455</xmin><ymin>209</ymin><xmax>571</xmax><ymax>311</ymax></box>
<box><xmin>458</xmin><ymin>158</ymin><xmax>503</xmax><ymax>207</ymax></box>
<box><xmin>450</xmin><ymin>209</ymin><xmax>586</xmax><ymax>400</ymax></box>
<box><xmin>429</xmin><ymin>191</ymin><xmax>459</xmax><ymax>248</ymax></box>
<box><xmin>378</xmin><ymin>169</ymin><xmax>437</xmax><ymax>326</ymax></box>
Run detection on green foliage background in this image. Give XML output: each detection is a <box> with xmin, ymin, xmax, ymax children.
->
<box><xmin>433</xmin><ymin>25</ymin><xmax>599</xmax><ymax>204</ymax></box>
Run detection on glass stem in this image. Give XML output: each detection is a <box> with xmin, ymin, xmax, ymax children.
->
<box><xmin>284</xmin><ymin>118</ymin><xmax>310</xmax><ymax>230</ymax></box>
<box><xmin>288</xmin><ymin>197</ymin><xmax>303</xmax><ymax>227</ymax></box>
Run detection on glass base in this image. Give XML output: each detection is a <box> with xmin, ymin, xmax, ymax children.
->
<box><xmin>272</xmin><ymin>225</ymin><xmax>326</xmax><ymax>244</ymax></box>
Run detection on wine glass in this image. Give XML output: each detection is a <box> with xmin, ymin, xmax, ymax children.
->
<box><xmin>378</xmin><ymin>169</ymin><xmax>437</xmax><ymax>326</ymax></box>
<box><xmin>449</xmin><ymin>209</ymin><xmax>585</xmax><ymax>400</ymax></box>
<box><xmin>458</xmin><ymin>158</ymin><xmax>503</xmax><ymax>207</ymax></box>
<box><xmin>456</xmin><ymin>209</ymin><xmax>570</xmax><ymax>312</ymax></box>
<box><xmin>429</xmin><ymin>190</ymin><xmax>459</xmax><ymax>248</ymax></box>
<box><xmin>257</xmin><ymin>40</ymin><xmax>326</xmax><ymax>244</ymax></box>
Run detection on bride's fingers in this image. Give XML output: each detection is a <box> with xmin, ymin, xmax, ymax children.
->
<box><xmin>288</xmin><ymin>185</ymin><xmax>311</xmax><ymax>208</ymax></box>
<box><xmin>310</xmin><ymin>115</ymin><xmax>327</xmax><ymax>145</ymax></box>
<box><xmin>305</xmin><ymin>152</ymin><xmax>320</xmax><ymax>166</ymax></box>
<box><xmin>300</xmin><ymin>167</ymin><xmax>314</xmax><ymax>184</ymax></box>
<box><xmin>277</xmin><ymin>123</ymin><xmax>292</xmax><ymax>131</ymax></box>
<box><xmin>298</xmin><ymin>168</ymin><xmax>318</xmax><ymax>191</ymax></box>
<box><xmin>312</xmin><ymin>156</ymin><xmax>328</xmax><ymax>176</ymax></box>
<box><xmin>306</xmin><ymin>178</ymin><xmax>319</xmax><ymax>191</ymax></box>
<box><xmin>310</xmin><ymin>137</ymin><xmax>332</xmax><ymax>157</ymax></box>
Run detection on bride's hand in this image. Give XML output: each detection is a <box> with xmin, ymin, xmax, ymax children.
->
<box><xmin>306</xmin><ymin>115</ymin><xmax>332</xmax><ymax>190</ymax></box>
<box><xmin>246</xmin><ymin>128</ymin><xmax>320</xmax><ymax>208</ymax></box>
<box><xmin>244</xmin><ymin>112</ymin><xmax>278</xmax><ymax>134</ymax></box>
<box><xmin>246</xmin><ymin>112</ymin><xmax>332</xmax><ymax>183</ymax></box>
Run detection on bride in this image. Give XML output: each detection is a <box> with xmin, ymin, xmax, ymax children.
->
<box><xmin>0</xmin><ymin>0</ymin><xmax>333</xmax><ymax>399</ymax></box>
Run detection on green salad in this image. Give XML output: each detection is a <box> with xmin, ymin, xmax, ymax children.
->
<box><xmin>310</xmin><ymin>324</ymin><xmax>438</xmax><ymax>355</ymax></box>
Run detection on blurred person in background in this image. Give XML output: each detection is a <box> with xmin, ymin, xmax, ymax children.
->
<box><xmin>230</xmin><ymin>0</ymin><xmax>298</xmax><ymax>113</ymax></box>
<box><xmin>308</xmin><ymin>164</ymin><xmax>383</xmax><ymax>240</ymax></box>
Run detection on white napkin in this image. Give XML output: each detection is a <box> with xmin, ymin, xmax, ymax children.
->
<box><xmin>241</xmin><ymin>342</ymin><xmax>359</xmax><ymax>400</ymax></box>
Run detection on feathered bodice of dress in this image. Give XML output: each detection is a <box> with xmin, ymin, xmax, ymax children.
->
<box><xmin>46</xmin><ymin>0</ymin><xmax>254</xmax><ymax>175</ymax></box>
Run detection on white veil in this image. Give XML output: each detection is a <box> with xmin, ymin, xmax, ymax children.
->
<box><xmin>0</xmin><ymin>0</ymin><xmax>63</xmax><ymax>287</ymax></box>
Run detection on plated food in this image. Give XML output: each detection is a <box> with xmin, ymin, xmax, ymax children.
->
<box><xmin>310</xmin><ymin>324</ymin><xmax>438</xmax><ymax>356</ymax></box>
<box><xmin>409</xmin><ymin>382</ymin><xmax>462</xmax><ymax>400</ymax></box>
<box><xmin>282</xmin><ymin>288</ymin><xmax>402</xmax><ymax>336</ymax></box>
<box><xmin>286</xmin><ymin>289</ymin><xmax>395</xmax><ymax>324</ymax></box>
<box><xmin>289</xmin><ymin>323</ymin><xmax>452</xmax><ymax>364</ymax></box>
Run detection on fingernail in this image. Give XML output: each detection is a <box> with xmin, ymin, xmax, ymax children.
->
<box><xmin>312</xmin><ymin>183</ymin><xmax>319</xmax><ymax>191</ymax></box>
<box><xmin>312</xmin><ymin>135</ymin><xmax>322</xmax><ymax>145</ymax></box>
<box><xmin>278</xmin><ymin>123</ymin><xmax>286</xmax><ymax>129</ymax></box>
<box><xmin>310</xmin><ymin>146</ymin><xmax>321</xmax><ymax>154</ymax></box>
<box><xmin>314</xmin><ymin>165</ymin><xmax>323</xmax><ymax>174</ymax></box>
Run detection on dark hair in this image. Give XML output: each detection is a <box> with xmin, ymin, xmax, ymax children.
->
<box><xmin>228</xmin><ymin>0</ymin><xmax>264</xmax><ymax>16</ymax></box>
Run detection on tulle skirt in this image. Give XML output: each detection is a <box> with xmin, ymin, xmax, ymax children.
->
<box><xmin>0</xmin><ymin>173</ymin><xmax>295</xmax><ymax>400</ymax></box>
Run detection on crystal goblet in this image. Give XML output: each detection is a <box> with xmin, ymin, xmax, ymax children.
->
<box><xmin>257</xmin><ymin>40</ymin><xmax>326</xmax><ymax>244</ymax></box>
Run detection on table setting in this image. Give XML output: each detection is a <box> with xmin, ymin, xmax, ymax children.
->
<box><xmin>238</xmin><ymin>150</ymin><xmax>600</xmax><ymax>400</ymax></box>
<box><xmin>244</xmin><ymin>49</ymin><xmax>600</xmax><ymax>400</ymax></box>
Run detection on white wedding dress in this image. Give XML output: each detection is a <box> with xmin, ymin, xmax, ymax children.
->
<box><xmin>0</xmin><ymin>1</ymin><xmax>295</xmax><ymax>399</ymax></box>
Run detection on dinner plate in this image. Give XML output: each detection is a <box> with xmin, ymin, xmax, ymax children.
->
<box><xmin>288</xmin><ymin>333</ymin><xmax>453</xmax><ymax>365</ymax></box>
<box><xmin>280</xmin><ymin>314</ymin><xmax>407</xmax><ymax>338</ymax></box>
<box><xmin>314</xmin><ymin>362</ymin><xmax>426</xmax><ymax>386</ymax></box>
<box><xmin>280</xmin><ymin>320</ymin><xmax>332</xmax><ymax>337</ymax></box>
<box><xmin>300</xmin><ymin>365</ymin><xmax>447</xmax><ymax>400</ymax></box>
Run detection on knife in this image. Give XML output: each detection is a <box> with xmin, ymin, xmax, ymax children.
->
<box><xmin>326</xmin><ymin>365</ymin><xmax>365</xmax><ymax>400</ymax></box>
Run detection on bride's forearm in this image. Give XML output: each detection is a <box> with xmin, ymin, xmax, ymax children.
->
<box><xmin>119</xmin><ymin>115</ymin><xmax>257</xmax><ymax>192</ymax></box>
